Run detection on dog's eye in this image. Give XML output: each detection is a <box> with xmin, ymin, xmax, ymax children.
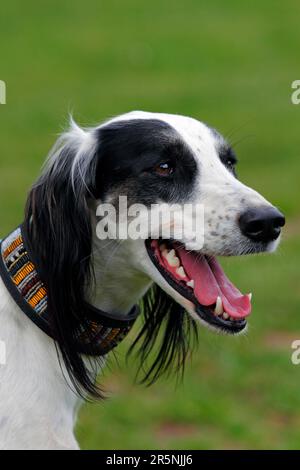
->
<box><xmin>226</xmin><ymin>158</ymin><xmax>238</xmax><ymax>177</ymax></box>
<box><xmin>153</xmin><ymin>162</ymin><xmax>174</xmax><ymax>176</ymax></box>
<box><xmin>226</xmin><ymin>159</ymin><xmax>236</xmax><ymax>170</ymax></box>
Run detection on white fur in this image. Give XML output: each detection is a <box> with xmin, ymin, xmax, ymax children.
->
<box><xmin>0</xmin><ymin>111</ymin><xmax>280</xmax><ymax>449</ymax></box>
<box><xmin>110</xmin><ymin>111</ymin><xmax>278</xmax><ymax>255</ymax></box>
<box><xmin>0</xmin><ymin>277</ymin><xmax>81</xmax><ymax>449</ymax></box>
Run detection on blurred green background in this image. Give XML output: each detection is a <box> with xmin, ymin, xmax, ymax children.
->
<box><xmin>1</xmin><ymin>0</ymin><xmax>300</xmax><ymax>449</ymax></box>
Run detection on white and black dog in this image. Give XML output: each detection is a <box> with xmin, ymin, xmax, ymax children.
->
<box><xmin>0</xmin><ymin>111</ymin><xmax>284</xmax><ymax>449</ymax></box>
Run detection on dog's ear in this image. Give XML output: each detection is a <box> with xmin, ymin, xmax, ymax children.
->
<box><xmin>128</xmin><ymin>284</ymin><xmax>198</xmax><ymax>385</ymax></box>
<box><xmin>25</xmin><ymin>120</ymin><xmax>103</xmax><ymax>398</ymax></box>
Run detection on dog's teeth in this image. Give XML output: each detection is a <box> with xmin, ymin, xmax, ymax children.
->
<box><xmin>222</xmin><ymin>312</ymin><xmax>229</xmax><ymax>320</ymax></box>
<box><xmin>247</xmin><ymin>293</ymin><xmax>252</xmax><ymax>301</ymax></box>
<box><xmin>214</xmin><ymin>296</ymin><xmax>223</xmax><ymax>315</ymax></box>
<box><xmin>169</xmin><ymin>258</ymin><xmax>180</xmax><ymax>267</ymax></box>
<box><xmin>176</xmin><ymin>266</ymin><xmax>187</xmax><ymax>278</ymax></box>
<box><xmin>166</xmin><ymin>249</ymin><xmax>180</xmax><ymax>267</ymax></box>
<box><xmin>186</xmin><ymin>279</ymin><xmax>194</xmax><ymax>289</ymax></box>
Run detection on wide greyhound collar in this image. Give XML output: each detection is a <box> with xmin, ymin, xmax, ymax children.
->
<box><xmin>0</xmin><ymin>225</ymin><xmax>139</xmax><ymax>356</ymax></box>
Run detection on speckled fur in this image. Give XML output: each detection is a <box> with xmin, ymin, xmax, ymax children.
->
<box><xmin>0</xmin><ymin>111</ymin><xmax>281</xmax><ymax>449</ymax></box>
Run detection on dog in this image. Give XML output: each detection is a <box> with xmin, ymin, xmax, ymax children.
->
<box><xmin>0</xmin><ymin>111</ymin><xmax>285</xmax><ymax>449</ymax></box>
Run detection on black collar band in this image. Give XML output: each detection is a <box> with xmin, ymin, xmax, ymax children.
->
<box><xmin>0</xmin><ymin>225</ymin><xmax>139</xmax><ymax>356</ymax></box>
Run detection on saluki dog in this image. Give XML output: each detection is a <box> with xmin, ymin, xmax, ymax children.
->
<box><xmin>0</xmin><ymin>111</ymin><xmax>285</xmax><ymax>449</ymax></box>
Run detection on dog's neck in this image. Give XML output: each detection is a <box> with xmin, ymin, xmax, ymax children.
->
<box><xmin>87</xmin><ymin>206</ymin><xmax>152</xmax><ymax>316</ymax></box>
<box><xmin>88</xmin><ymin>236</ymin><xmax>152</xmax><ymax>316</ymax></box>
<box><xmin>0</xmin><ymin>229</ymin><xmax>152</xmax><ymax>449</ymax></box>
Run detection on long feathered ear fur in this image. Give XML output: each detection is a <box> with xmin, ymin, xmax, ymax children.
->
<box><xmin>24</xmin><ymin>118</ymin><xmax>198</xmax><ymax>400</ymax></box>
<box><xmin>25</xmin><ymin>119</ymin><xmax>103</xmax><ymax>398</ymax></box>
<box><xmin>130</xmin><ymin>284</ymin><xmax>198</xmax><ymax>385</ymax></box>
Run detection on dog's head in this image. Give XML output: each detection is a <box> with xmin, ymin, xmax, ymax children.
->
<box><xmin>25</xmin><ymin>111</ymin><xmax>285</xmax><ymax>396</ymax></box>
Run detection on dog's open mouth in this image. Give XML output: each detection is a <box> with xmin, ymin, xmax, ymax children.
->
<box><xmin>146</xmin><ymin>239</ymin><xmax>252</xmax><ymax>334</ymax></box>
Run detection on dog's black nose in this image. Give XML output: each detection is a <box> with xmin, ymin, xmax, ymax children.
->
<box><xmin>239</xmin><ymin>206</ymin><xmax>285</xmax><ymax>243</ymax></box>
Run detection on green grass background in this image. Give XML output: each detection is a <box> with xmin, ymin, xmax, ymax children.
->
<box><xmin>1</xmin><ymin>0</ymin><xmax>300</xmax><ymax>449</ymax></box>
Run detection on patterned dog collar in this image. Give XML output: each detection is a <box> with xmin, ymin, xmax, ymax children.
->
<box><xmin>0</xmin><ymin>225</ymin><xmax>139</xmax><ymax>356</ymax></box>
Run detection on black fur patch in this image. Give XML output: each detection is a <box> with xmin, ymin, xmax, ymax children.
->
<box><xmin>24</xmin><ymin>118</ymin><xmax>200</xmax><ymax>399</ymax></box>
<box><xmin>95</xmin><ymin>119</ymin><xmax>198</xmax><ymax>204</ymax></box>
<box><xmin>129</xmin><ymin>284</ymin><xmax>198</xmax><ymax>385</ymax></box>
<box><xmin>218</xmin><ymin>145</ymin><xmax>238</xmax><ymax>177</ymax></box>
<box><xmin>210</xmin><ymin>127</ymin><xmax>238</xmax><ymax>177</ymax></box>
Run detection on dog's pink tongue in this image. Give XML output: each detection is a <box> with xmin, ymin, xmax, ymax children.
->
<box><xmin>176</xmin><ymin>247</ymin><xmax>251</xmax><ymax>318</ymax></box>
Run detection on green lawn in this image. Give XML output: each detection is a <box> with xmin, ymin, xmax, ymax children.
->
<box><xmin>1</xmin><ymin>0</ymin><xmax>300</xmax><ymax>449</ymax></box>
